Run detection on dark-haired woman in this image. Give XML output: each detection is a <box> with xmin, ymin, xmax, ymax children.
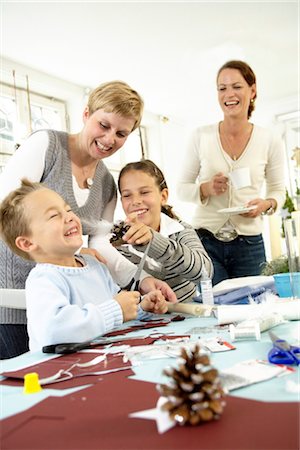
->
<box><xmin>115</xmin><ymin>159</ymin><xmax>213</xmax><ymax>302</ymax></box>
<box><xmin>177</xmin><ymin>60</ymin><xmax>285</xmax><ymax>285</ymax></box>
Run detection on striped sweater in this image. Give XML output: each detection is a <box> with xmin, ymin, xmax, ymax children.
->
<box><xmin>116</xmin><ymin>214</ymin><xmax>213</xmax><ymax>302</ymax></box>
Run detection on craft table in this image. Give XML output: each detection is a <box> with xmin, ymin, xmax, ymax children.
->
<box><xmin>1</xmin><ymin>314</ymin><xmax>299</xmax><ymax>450</ymax></box>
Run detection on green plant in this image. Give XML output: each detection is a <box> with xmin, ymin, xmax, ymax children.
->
<box><xmin>282</xmin><ymin>189</ymin><xmax>296</xmax><ymax>213</ymax></box>
<box><xmin>280</xmin><ymin>189</ymin><xmax>296</xmax><ymax>236</ymax></box>
<box><xmin>261</xmin><ymin>255</ymin><xmax>289</xmax><ymax>275</ymax></box>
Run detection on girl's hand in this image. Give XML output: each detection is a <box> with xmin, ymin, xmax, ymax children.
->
<box><xmin>139</xmin><ymin>277</ymin><xmax>177</xmax><ymax>303</ymax></box>
<box><xmin>79</xmin><ymin>247</ymin><xmax>107</xmax><ymax>264</ymax></box>
<box><xmin>200</xmin><ymin>172</ymin><xmax>229</xmax><ymax>199</ymax></box>
<box><xmin>140</xmin><ymin>290</ymin><xmax>168</xmax><ymax>314</ymax></box>
<box><xmin>114</xmin><ymin>290</ymin><xmax>140</xmax><ymax>322</ymax></box>
<box><xmin>122</xmin><ymin>213</ymin><xmax>152</xmax><ymax>245</ymax></box>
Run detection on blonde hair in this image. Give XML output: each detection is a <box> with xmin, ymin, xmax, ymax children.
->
<box><xmin>0</xmin><ymin>178</ymin><xmax>44</xmax><ymax>260</ymax></box>
<box><xmin>88</xmin><ymin>81</ymin><xmax>144</xmax><ymax>131</ymax></box>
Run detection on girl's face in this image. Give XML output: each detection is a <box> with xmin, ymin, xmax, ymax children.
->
<box><xmin>217</xmin><ymin>68</ymin><xmax>256</xmax><ymax>119</ymax></box>
<box><xmin>81</xmin><ymin>108</ymin><xmax>135</xmax><ymax>160</ymax></box>
<box><xmin>119</xmin><ymin>170</ymin><xmax>168</xmax><ymax>231</ymax></box>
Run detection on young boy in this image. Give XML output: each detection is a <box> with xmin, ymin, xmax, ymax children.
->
<box><xmin>0</xmin><ymin>179</ymin><xmax>168</xmax><ymax>352</ymax></box>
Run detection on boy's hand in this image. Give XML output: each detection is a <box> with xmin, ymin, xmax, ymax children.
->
<box><xmin>141</xmin><ymin>290</ymin><xmax>168</xmax><ymax>314</ymax></box>
<box><xmin>140</xmin><ymin>277</ymin><xmax>177</xmax><ymax>303</ymax></box>
<box><xmin>114</xmin><ymin>290</ymin><xmax>140</xmax><ymax>322</ymax></box>
<box><xmin>122</xmin><ymin>213</ymin><xmax>152</xmax><ymax>245</ymax></box>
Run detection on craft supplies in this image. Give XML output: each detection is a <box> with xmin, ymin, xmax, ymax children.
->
<box><xmin>229</xmin><ymin>312</ymin><xmax>285</xmax><ymax>341</ymax></box>
<box><xmin>168</xmin><ymin>302</ymin><xmax>214</xmax><ymax>317</ymax></box>
<box><xmin>23</xmin><ymin>372</ymin><xmax>42</xmax><ymax>394</ymax></box>
<box><xmin>217</xmin><ymin>295</ymin><xmax>300</xmax><ymax>325</ymax></box>
<box><xmin>156</xmin><ymin>345</ymin><xmax>226</xmax><ymax>426</ymax></box>
<box><xmin>200</xmin><ymin>268</ymin><xmax>214</xmax><ymax>305</ymax></box>
<box><xmin>268</xmin><ymin>331</ymin><xmax>300</xmax><ymax>365</ymax></box>
<box><xmin>220</xmin><ymin>359</ymin><xmax>288</xmax><ymax>392</ymax></box>
<box><xmin>230</xmin><ymin>323</ymin><xmax>260</xmax><ymax>341</ymax></box>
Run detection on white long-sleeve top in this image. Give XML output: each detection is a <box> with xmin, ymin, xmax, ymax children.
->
<box><xmin>177</xmin><ymin>123</ymin><xmax>286</xmax><ymax>235</ymax></box>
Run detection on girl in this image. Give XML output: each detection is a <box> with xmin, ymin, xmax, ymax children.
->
<box><xmin>116</xmin><ymin>159</ymin><xmax>213</xmax><ymax>302</ymax></box>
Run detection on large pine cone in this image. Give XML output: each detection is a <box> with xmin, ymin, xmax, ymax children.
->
<box><xmin>157</xmin><ymin>344</ymin><xmax>226</xmax><ymax>426</ymax></box>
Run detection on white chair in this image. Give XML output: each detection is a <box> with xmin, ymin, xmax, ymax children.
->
<box><xmin>0</xmin><ymin>289</ymin><xmax>26</xmax><ymax>309</ymax></box>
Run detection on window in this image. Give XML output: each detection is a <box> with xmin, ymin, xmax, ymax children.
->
<box><xmin>0</xmin><ymin>83</ymin><xmax>67</xmax><ymax>172</ymax></box>
<box><xmin>275</xmin><ymin>110</ymin><xmax>300</xmax><ymax>209</ymax></box>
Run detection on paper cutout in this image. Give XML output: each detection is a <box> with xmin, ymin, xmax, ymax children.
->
<box><xmin>1</xmin><ymin>335</ymin><xmax>190</xmax><ymax>390</ymax></box>
<box><xmin>1</xmin><ymin>353</ymin><xmax>132</xmax><ymax>390</ymax></box>
<box><xmin>129</xmin><ymin>396</ymin><xmax>176</xmax><ymax>434</ymax></box>
<box><xmin>104</xmin><ymin>320</ymin><xmax>169</xmax><ymax>336</ymax></box>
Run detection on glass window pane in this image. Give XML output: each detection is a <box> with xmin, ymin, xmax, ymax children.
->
<box><xmin>31</xmin><ymin>103</ymin><xmax>64</xmax><ymax>131</ymax></box>
<box><xmin>0</xmin><ymin>95</ymin><xmax>18</xmax><ymax>153</ymax></box>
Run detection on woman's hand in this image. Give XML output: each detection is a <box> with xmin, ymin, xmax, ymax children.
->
<box><xmin>140</xmin><ymin>290</ymin><xmax>168</xmax><ymax>314</ymax></box>
<box><xmin>139</xmin><ymin>277</ymin><xmax>177</xmax><ymax>303</ymax></box>
<box><xmin>241</xmin><ymin>198</ymin><xmax>274</xmax><ymax>218</ymax></box>
<box><xmin>122</xmin><ymin>213</ymin><xmax>152</xmax><ymax>245</ymax></box>
<box><xmin>200</xmin><ymin>172</ymin><xmax>229</xmax><ymax>199</ymax></box>
<box><xmin>79</xmin><ymin>247</ymin><xmax>107</xmax><ymax>264</ymax></box>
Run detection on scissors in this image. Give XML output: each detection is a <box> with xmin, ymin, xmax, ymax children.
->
<box><xmin>126</xmin><ymin>241</ymin><xmax>151</xmax><ymax>291</ymax></box>
<box><xmin>42</xmin><ymin>334</ymin><xmax>143</xmax><ymax>354</ymax></box>
<box><xmin>268</xmin><ymin>331</ymin><xmax>300</xmax><ymax>365</ymax></box>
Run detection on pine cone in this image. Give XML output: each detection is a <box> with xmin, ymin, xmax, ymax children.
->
<box><xmin>157</xmin><ymin>344</ymin><xmax>226</xmax><ymax>426</ymax></box>
<box><xmin>109</xmin><ymin>221</ymin><xmax>130</xmax><ymax>247</ymax></box>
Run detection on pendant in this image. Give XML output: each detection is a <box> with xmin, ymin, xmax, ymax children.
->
<box><xmin>86</xmin><ymin>178</ymin><xmax>94</xmax><ymax>189</ymax></box>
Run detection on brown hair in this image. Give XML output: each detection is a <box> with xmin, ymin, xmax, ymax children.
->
<box><xmin>217</xmin><ymin>60</ymin><xmax>257</xmax><ymax>119</ymax></box>
<box><xmin>118</xmin><ymin>159</ymin><xmax>180</xmax><ymax>220</ymax></box>
<box><xmin>0</xmin><ymin>178</ymin><xmax>44</xmax><ymax>260</ymax></box>
<box><xmin>88</xmin><ymin>81</ymin><xmax>144</xmax><ymax>131</ymax></box>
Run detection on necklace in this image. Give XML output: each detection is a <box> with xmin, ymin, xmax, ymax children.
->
<box><xmin>220</xmin><ymin>122</ymin><xmax>253</xmax><ymax>161</ymax></box>
<box><xmin>70</xmin><ymin>134</ymin><xmax>97</xmax><ymax>189</ymax></box>
<box><xmin>79</xmin><ymin>165</ymin><xmax>96</xmax><ymax>189</ymax></box>
<box><xmin>86</xmin><ymin>178</ymin><xmax>94</xmax><ymax>189</ymax></box>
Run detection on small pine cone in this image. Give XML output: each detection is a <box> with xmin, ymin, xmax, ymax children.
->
<box><xmin>109</xmin><ymin>221</ymin><xmax>130</xmax><ymax>247</ymax></box>
<box><xmin>157</xmin><ymin>344</ymin><xmax>226</xmax><ymax>426</ymax></box>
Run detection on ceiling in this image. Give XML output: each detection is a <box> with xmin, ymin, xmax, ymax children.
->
<box><xmin>1</xmin><ymin>1</ymin><xmax>299</xmax><ymax>126</ymax></box>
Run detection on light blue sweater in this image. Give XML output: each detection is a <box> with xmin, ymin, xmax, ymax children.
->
<box><xmin>26</xmin><ymin>254</ymin><xmax>147</xmax><ymax>352</ymax></box>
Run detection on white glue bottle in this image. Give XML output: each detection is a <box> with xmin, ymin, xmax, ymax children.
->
<box><xmin>200</xmin><ymin>268</ymin><xmax>214</xmax><ymax>305</ymax></box>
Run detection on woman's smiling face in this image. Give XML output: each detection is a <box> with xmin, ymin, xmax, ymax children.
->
<box><xmin>81</xmin><ymin>108</ymin><xmax>135</xmax><ymax>160</ymax></box>
<box><xmin>119</xmin><ymin>169</ymin><xmax>168</xmax><ymax>231</ymax></box>
<box><xmin>217</xmin><ymin>68</ymin><xmax>256</xmax><ymax>119</ymax></box>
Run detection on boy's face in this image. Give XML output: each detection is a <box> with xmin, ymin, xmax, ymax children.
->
<box><xmin>20</xmin><ymin>188</ymin><xmax>83</xmax><ymax>263</ymax></box>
